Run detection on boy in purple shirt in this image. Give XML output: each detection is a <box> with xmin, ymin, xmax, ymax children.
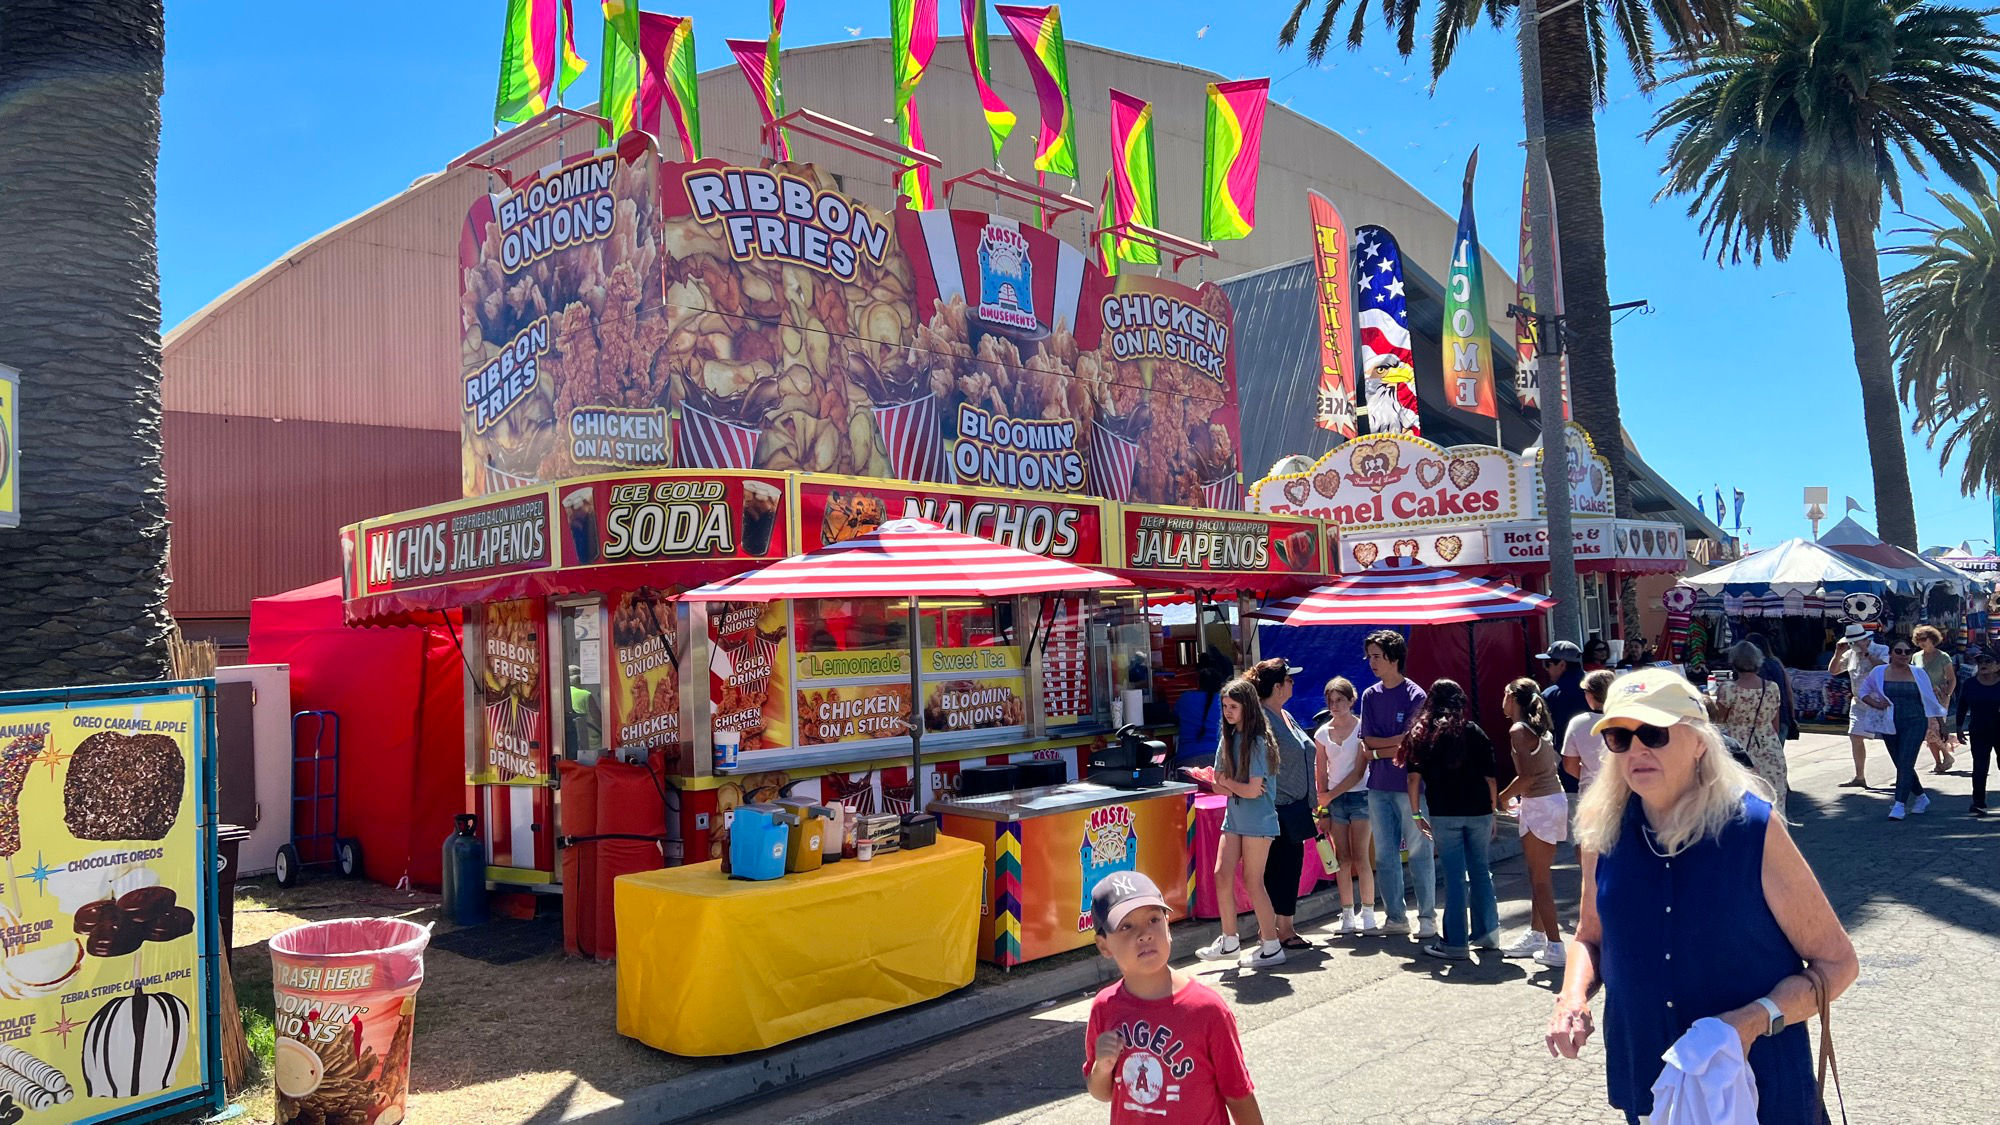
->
<box><xmin>1359</xmin><ymin>630</ymin><xmax>1437</xmax><ymax>938</ymax></box>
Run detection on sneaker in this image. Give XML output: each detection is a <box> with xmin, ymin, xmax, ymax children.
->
<box><xmin>1415</xmin><ymin>917</ymin><xmax>1440</xmax><ymax>939</ymax></box>
<box><xmin>1338</xmin><ymin>909</ymin><xmax>1361</xmax><ymax>935</ymax></box>
<box><xmin>1888</xmin><ymin>802</ymin><xmax>1907</xmax><ymax>821</ymax></box>
<box><xmin>1501</xmin><ymin>932</ymin><xmax>1548</xmax><ymax>959</ymax></box>
<box><xmin>1535</xmin><ymin>941</ymin><xmax>1568</xmax><ymax>968</ymax></box>
<box><xmin>1359</xmin><ymin>907</ymin><xmax>1382</xmax><ymax>933</ymax></box>
<box><xmin>1379</xmin><ymin>916</ymin><xmax>1410</xmax><ymax>935</ymax></box>
<box><xmin>1913</xmin><ymin>793</ymin><xmax>1932</xmax><ymax>815</ymax></box>
<box><xmin>1422</xmin><ymin>941</ymin><xmax>1470</xmax><ymax>960</ymax></box>
<box><xmin>1970</xmin><ymin>805</ymin><xmax>1989</xmax><ymax>818</ymax></box>
<box><xmin>1197</xmin><ymin>934</ymin><xmax>1242</xmax><ymax>960</ymax></box>
<box><xmin>1240</xmin><ymin>940</ymin><xmax>1286</xmax><ymax>968</ymax></box>
<box><xmin>1471</xmin><ymin>931</ymin><xmax>1502</xmax><ymax>951</ymax></box>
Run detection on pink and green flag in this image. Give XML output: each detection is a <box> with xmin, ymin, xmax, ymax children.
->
<box><xmin>1202</xmin><ymin>79</ymin><xmax>1269</xmax><ymax>242</ymax></box>
<box><xmin>961</xmin><ymin>0</ymin><xmax>1016</xmax><ymax>165</ymax></box>
<box><xmin>891</xmin><ymin>0</ymin><xmax>939</xmax><ymax>208</ymax></box>
<box><xmin>727</xmin><ymin>37</ymin><xmax>789</xmax><ymax>159</ymax></box>
<box><xmin>1108</xmin><ymin>89</ymin><xmax>1158</xmax><ymax>265</ymax></box>
<box><xmin>598</xmin><ymin>1</ymin><xmax>642</xmax><ymax>143</ymax></box>
<box><xmin>639</xmin><ymin>13</ymin><xmax>702</xmax><ymax>160</ymax></box>
<box><xmin>768</xmin><ymin>0</ymin><xmax>789</xmax><ymax>149</ymax></box>
<box><xmin>494</xmin><ymin>0</ymin><xmax>588</xmax><ymax>126</ymax></box>
<box><xmin>996</xmin><ymin>4</ymin><xmax>1078</xmax><ymax>179</ymax></box>
<box><xmin>1097</xmin><ymin>171</ymin><xmax>1119</xmax><ymax>276</ymax></box>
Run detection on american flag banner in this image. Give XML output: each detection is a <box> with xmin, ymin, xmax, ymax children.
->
<box><xmin>1354</xmin><ymin>225</ymin><xmax>1420</xmax><ymax>436</ymax></box>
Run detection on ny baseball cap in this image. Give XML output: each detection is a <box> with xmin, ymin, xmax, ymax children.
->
<box><xmin>1537</xmin><ymin>640</ymin><xmax>1584</xmax><ymax>663</ymax></box>
<box><xmin>1592</xmin><ymin>668</ymin><xmax>1708</xmax><ymax>734</ymax></box>
<box><xmin>1091</xmin><ymin>871</ymin><xmax>1169</xmax><ymax>934</ymax></box>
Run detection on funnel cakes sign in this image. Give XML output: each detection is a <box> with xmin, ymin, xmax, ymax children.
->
<box><xmin>456</xmin><ymin>146</ymin><xmax>1244</xmax><ymax>509</ymax></box>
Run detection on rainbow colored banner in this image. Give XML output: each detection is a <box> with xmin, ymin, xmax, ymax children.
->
<box><xmin>728</xmin><ymin>37</ymin><xmax>789</xmax><ymax>158</ymax></box>
<box><xmin>598</xmin><ymin>0</ymin><xmax>642</xmax><ymax>143</ymax></box>
<box><xmin>892</xmin><ymin>0</ymin><xmax>939</xmax><ymax>209</ymax></box>
<box><xmin>494</xmin><ymin>0</ymin><xmax>588</xmax><ymax>126</ymax></box>
<box><xmin>1203</xmin><ymin>78</ymin><xmax>1269</xmax><ymax>242</ymax></box>
<box><xmin>996</xmin><ymin>4</ymin><xmax>1078</xmax><ymax>178</ymax></box>
<box><xmin>639</xmin><ymin>13</ymin><xmax>702</xmax><ymax>160</ymax></box>
<box><xmin>1108</xmin><ymin>89</ymin><xmax>1158</xmax><ymax>265</ymax></box>
<box><xmin>1308</xmin><ymin>191</ymin><xmax>1358</xmax><ymax>438</ymax></box>
<box><xmin>962</xmin><ymin>0</ymin><xmax>1017</xmax><ymax>165</ymax></box>
<box><xmin>1443</xmin><ymin>150</ymin><xmax>1497</xmax><ymax>419</ymax></box>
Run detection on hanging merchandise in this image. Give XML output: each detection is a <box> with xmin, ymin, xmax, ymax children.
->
<box><xmin>598</xmin><ymin>1</ymin><xmax>643</xmax><ymax>142</ymax></box>
<box><xmin>1443</xmin><ymin>149</ymin><xmax>1496</xmax><ymax>418</ymax></box>
<box><xmin>961</xmin><ymin>0</ymin><xmax>1017</xmax><ymax>165</ymax></box>
<box><xmin>891</xmin><ymin>0</ymin><xmax>940</xmax><ymax>208</ymax></box>
<box><xmin>726</xmin><ymin>37</ymin><xmax>788</xmax><ymax>158</ymax></box>
<box><xmin>996</xmin><ymin>4</ymin><xmax>1079</xmax><ymax>178</ymax></box>
<box><xmin>1513</xmin><ymin>159</ymin><xmax>1569</xmax><ymax>418</ymax></box>
<box><xmin>638</xmin><ymin>13</ymin><xmax>702</xmax><ymax>160</ymax></box>
<box><xmin>1308</xmin><ymin>192</ymin><xmax>1358</xmax><ymax>438</ymax></box>
<box><xmin>1202</xmin><ymin>79</ymin><xmax>1270</xmax><ymax>242</ymax></box>
<box><xmin>494</xmin><ymin>0</ymin><xmax>588</xmax><ymax>127</ymax></box>
<box><xmin>1353</xmin><ymin>224</ymin><xmax>1419</xmax><ymax>436</ymax></box>
<box><xmin>1108</xmin><ymin>89</ymin><xmax>1159</xmax><ymax>265</ymax></box>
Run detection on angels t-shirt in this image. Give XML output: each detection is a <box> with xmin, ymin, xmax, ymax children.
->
<box><xmin>1083</xmin><ymin>977</ymin><xmax>1253</xmax><ymax>1122</ymax></box>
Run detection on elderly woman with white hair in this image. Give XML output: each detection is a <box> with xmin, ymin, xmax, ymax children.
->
<box><xmin>1547</xmin><ymin>669</ymin><xmax>1857</xmax><ymax>1124</ymax></box>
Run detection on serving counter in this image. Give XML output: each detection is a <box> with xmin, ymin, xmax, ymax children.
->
<box><xmin>932</xmin><ymin>781</ymin><xmax>1194</xmax><ymax>967</ymax></box>
<box><xmin>613</xmin><ymin>836</ymin><xmax>982</xmax><ymax>1055</ymax></box>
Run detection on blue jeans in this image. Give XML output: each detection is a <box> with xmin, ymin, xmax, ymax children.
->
<box><xmin>1367</xmin><ymin>788</ymin><xmax>1435</xmax><ymax>921</ymax></box>
<box><xmin>1429</xmin><ymin>814</ymin><xmax>1499</xmax><ymax>948</ymax></box>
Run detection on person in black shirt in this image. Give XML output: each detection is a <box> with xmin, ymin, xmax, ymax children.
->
<box><xmin>1958</xmin><ymin>650</ymin><xmax>2000</xmax><ymax>815</ymax></box>
<box><xmin>1405</xmin><ymin>679</ymin><xmax>1500</xmax><ymax>960</ymax></box>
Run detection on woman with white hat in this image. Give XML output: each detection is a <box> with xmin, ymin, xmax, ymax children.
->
<box><xmin>1547</xmin><ymin>668</ymin><xmax>1857</xmax><ymax>1123</ymax></box>
<box><xmin>1826</xmin><ymin>624</ymin><xmax>1887</xmax><ymax>787</ymax></box>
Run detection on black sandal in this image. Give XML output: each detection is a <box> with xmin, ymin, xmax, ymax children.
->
<box><xmin>1279</xmin><ymin>935</ymin><xmax>1315</xmax><ymax>950</ymax></box>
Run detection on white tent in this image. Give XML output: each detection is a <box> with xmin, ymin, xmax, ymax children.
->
<box><xmin>1819</xmin><ymin>517</ymin><xmax>1976</xmax><ymax>593</ymax></box>
<box><xmin>1682</xmin><ymin>538</ymin><xmax>1910</xmax><ymax>596</ymax></box>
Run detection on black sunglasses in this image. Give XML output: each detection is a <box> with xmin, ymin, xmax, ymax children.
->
<box><xmin>1890</xmin><ymin>647</ymin><xmax>1913</xmax><ymax>656</ymax></box>
<box><xmin>1603</xmin><ymin>724</ymin><xmax>1674</xmax><ymax>753</ymax></box>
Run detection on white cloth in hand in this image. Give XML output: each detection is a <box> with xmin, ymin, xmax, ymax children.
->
<box><xmin>1646</xmin><ymin>1017</ymin><xmax>1759</xmax><ymax>1125</ymax></box>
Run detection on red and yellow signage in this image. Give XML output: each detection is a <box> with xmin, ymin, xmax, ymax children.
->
<box><xmin>608</xmin><ymin>589</ymin><xmax>681</xmax><ymax>762</ymax></box>
<box><xmin>795</xmin><ymin>476</ymin><xmax>1107</xmax><ymax>563</ymax></box>
<box><xmin>351</xmin><ymin>492</ymin><xmax>552</xmax><ymax>600</ymax></box>
<box><xmin>475</xmin><ymin>598</ymin><xmax>547</xmax><ymax>784</ymax></box>
<box><xmin>555</xmin><ymin>471</ymin><xmax>789</xmax><ymax>568</ymax></box>
<box><xmin>1117</xmin><ymin>505</ymin><xmax>1324</xmax><ymax>581</ymax></box>
<box><xmin>797</xmin><ymin>682</ymin><xmax>911</xmax><ymax>747</ymax></box>
<box><xmin>708</xmin><ymin>601</ymin><xmax>791</xmax><ymax>754</ymax></box>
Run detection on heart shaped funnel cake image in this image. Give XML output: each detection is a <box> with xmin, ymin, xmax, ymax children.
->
<box><xmin>1416</xmin><ymin>459</ymin><xmax>1445</xmax><ymax>488</ymax></box>
<box><xmin>1447</xmin><ymin>457</ymin><xmax>1480</xmax><ymax>490</ymax></box>
<box><xmin>1352</xmin><ymin>542</ymin><xmax>1380</xmax><ymax>568</ymax></box>
<box><xmin>1346</xmin><ymin>440</ymin><xmax>1403</xmax><ymax>490</ymax></box>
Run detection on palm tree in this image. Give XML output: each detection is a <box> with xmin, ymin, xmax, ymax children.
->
<box><xmin>1885</xmin><ymin>190</ymin><xmax>2000</xmax><ymax>498</ymax></box>
<box><xmin>0</xmin><ymin>1</ymin><xmax>174</xmax><ymax>686</ymax></box>
<box><xmin>1649</xmin><ymin>0</ymin><xmax>2000</xmax><ymax>549</ymax></box>
<box><xmin>1281</xmin><ymin>0</ymin><xmax>1732</xmax><ymax>638</ymax></box>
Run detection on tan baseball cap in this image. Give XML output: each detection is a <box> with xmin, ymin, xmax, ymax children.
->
<box><xmin>1592</xmin><ymin>668</ymin><xmax>1708</xmax><ymax>733</ymax></box>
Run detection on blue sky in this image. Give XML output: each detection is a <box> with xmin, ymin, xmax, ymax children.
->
<box><xmin>157</xmin><ymin>1</ymin><xmax>1999</xmax><ymax>551</ymax></box>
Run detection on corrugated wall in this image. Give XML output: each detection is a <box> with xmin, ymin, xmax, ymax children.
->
<box><xmin>164</xmin><ymin>414</ymin><xmax>457</xmax><ymax>618</ymax></box>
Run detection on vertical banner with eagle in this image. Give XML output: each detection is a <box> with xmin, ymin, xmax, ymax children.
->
<box><xmin>1442</xmin><ymin>150</ymin><xmax>1497</xmax><ymax>420</ymax></box>
<box><xmin>1308</xmin><ymin>191</ymin><xmax>1357</xmax><ymax>438</ymax></box>
<box><xmin>1354</xmin><ymin>224</ymin><xmax>1419</xmax><ymax>437</ymax></box>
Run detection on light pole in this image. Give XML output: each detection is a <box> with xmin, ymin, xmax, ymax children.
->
<box><xmin>1517</xmin><ymin>0</ymin><xmax>1583</xmax><ymax>649</ymax></box>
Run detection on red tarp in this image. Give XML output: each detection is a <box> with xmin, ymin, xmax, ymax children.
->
<box><xmin>250</xmin><ymin>579</ymin><xmax>465</xmax><ymax>890</ymax></box>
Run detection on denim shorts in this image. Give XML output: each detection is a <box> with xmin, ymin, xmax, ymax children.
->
<box><xmin>1221</xmin><ymin>793</ymin><xmax>1280</xmax><ymax>838</ymax></box>
<box><xmin>1324</xmin><ymin>791</ymin><xmax>1370</xmax><ymax>824</ymax></box>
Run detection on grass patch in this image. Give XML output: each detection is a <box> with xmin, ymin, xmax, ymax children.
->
<box><xmin>243</xmin><ymin>1004</ymin><xmax>276</xmax><ymax>1077</ymax></box>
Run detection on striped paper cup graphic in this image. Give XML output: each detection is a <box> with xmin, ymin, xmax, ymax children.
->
<box><xmin>484</xmin><ymin>461</ymin><xmax>540</xmax><ymax>493</ymax></box>
<box><xmin>675</xmin><ymin>405</ymin><xmax>762</xmax><ymax>470</ymax></box>
<box><xmin>871</xmin><ymin>394</ymin><xmax>950</xmax><ymax>483</ymax></box>
<box><xmin>1088</xmin><ymin>422</ymin><xmax>1139</xmax><ymax>502</ymax></box>
<box><xmin>1200</xmin><ymin>474</ymin><xmax>1243</xmax><ymax>510</ymax></box>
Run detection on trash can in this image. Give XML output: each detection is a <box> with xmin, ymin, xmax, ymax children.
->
<box><xmin>217</xmin><ymin>823</ymin><xmax>252</xmax><ymax>960</ymax></box>
<box><xmin>269</xmin><ymin>917</ymin><xmax>429</xmax><ymax>1125</ymax></box>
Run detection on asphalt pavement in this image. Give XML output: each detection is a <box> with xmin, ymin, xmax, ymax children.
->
<box><xmin>710</xmin><ymin>733</ymin><xmax>2000</xmax><ymax>1123</ymax></box>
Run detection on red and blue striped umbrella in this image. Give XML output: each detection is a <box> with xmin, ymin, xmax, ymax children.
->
<box><xmin>1251</xmin><ymin>556</ymin><xmax>1552</xmax><ymax>626</ymax></box>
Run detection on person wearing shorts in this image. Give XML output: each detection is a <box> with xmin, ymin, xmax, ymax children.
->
<box><xmin>1314</xmin><ymin>677</ymin><xmax>1377</xmax><ymax>934</ymax></box>
<box><xmin>1498</xmin><ymin>677</ymin><xmax>1569</xmax><ymax>968</ymax></box>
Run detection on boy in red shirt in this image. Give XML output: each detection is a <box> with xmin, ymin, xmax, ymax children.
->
<box><xmin>1084</xmin><ymin>872</ymin><xmax>1263</xmax><ymax>1123</ymax></box>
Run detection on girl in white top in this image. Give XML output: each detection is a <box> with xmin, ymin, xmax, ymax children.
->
<box><xmin>1313</xmin><ymin>677</ymin><xmax>1378</xmax><ymax>935</ymax></box>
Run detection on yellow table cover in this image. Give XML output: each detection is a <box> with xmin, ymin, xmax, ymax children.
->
<box><xmin>614</xmin><ymin>835</ymin><xmax>982</xmax><ymax>1055</ymax></box>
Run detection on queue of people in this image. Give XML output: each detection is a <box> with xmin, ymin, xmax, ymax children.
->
<box><xmin>1160</xmin><ymin>643</ymin><xmax>1860</xmax><ymax>1124</ymax></box>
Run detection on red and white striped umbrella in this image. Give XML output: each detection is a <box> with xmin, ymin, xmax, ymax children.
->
<box><xmin>1251</xmin><ymin>556</ymin><xmax>1553</xmax><ymax>626</ymax></box>
<box><xmin>679</xmin><ymin>517</ymin><xmax>1134</xmax><ymax>603</ymax></box>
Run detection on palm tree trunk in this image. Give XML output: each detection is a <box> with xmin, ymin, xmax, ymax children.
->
<box><xmin>1830</xmin><ymin>201</ymin><xmax>1919</xmax><ymax>549</ymax></box>
<box><xmin>0</xmin><ymin>0</ymin><xmax>173</xmax><ymax>687</ymax></box>
<box><xmin>1537</xmin><ymin>3</ymin><xmax>1643</xmax><ymax>638</ymax></box>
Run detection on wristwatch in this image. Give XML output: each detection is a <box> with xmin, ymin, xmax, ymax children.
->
<box><xmin>1755</xmin><ymin>996</ymin><xmax>1785</xmax><ymax>1037</ymax></box>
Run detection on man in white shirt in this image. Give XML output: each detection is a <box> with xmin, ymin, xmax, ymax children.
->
<box><xmin>1829</xmin><ymin>623</ymin><xmax>1890</xmax><ymax>787</ymax></box>
<box><xmin>1561</xmin><ymin>670</ymin><xmax>1617</xmax><ymax>791</ymax></box>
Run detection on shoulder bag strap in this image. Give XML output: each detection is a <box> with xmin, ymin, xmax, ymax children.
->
<box><xmin>1808</xmin><ymin>964</ymin><xmax>1849</xmax><ymax>1125</ymax></box>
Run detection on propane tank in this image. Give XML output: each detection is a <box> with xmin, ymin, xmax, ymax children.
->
<box><xmin>441</xmin><ymin>814</ymin><xmax>489</xmax><ymax>926</ymax></box>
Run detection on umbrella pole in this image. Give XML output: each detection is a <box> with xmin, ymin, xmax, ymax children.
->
<box><xmin>1467</xmin><ymin>620</ymin><xmax>1479</xmax><ymax>718</ymax></box>
<box><xmin>908</xmin><ymin>594</ymin><xmax>923</xmax><ymax>815</ymax></box>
